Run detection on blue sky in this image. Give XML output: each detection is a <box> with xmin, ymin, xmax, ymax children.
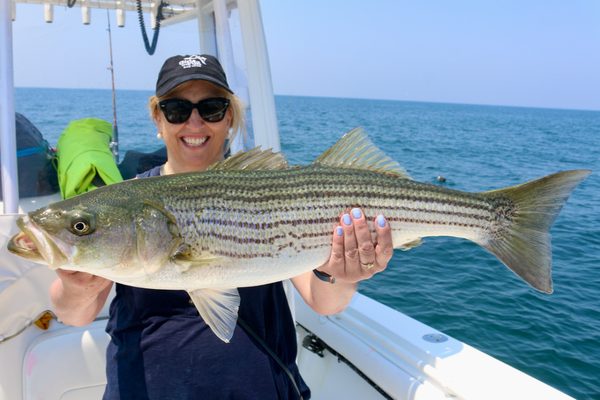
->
<box><xmin>11</xmin><ymin>1</ymin><xmax>600</xmax><ymax>110</ymax></box>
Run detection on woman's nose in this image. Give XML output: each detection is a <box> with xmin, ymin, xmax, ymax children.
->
<box><xmin>187</xmin><ymin>108</ymin><xmax>205</xmax><ymax>126</ymax></box>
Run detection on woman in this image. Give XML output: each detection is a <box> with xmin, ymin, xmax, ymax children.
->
<box><xmin>50</xmin><ymin>54</ymin><xmax>394</xmax><ymax>399</ymax></box>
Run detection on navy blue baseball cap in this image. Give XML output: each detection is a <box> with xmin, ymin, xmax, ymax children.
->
<box><xmin>155</xmin><ymin>54</ymin><xmax>233</xmax><ymax>97</ymax></box>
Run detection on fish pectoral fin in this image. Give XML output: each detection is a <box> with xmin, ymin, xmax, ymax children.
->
<box><xmin>171</xmin><ymin>248</ymin><xmax>223</xmax><ymax>272</ymax></box>
<box><xmin>188</xmin><ymin>288</ymin><xmax>241</xmax><ymax>343</ymax></box>
<box><xmin>398</xmin><ymin>238</ymin><xmax>423</xmax><ymax>251</ymax></box>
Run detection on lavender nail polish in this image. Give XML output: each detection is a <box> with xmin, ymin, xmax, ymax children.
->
<box><xmin>351</xmin><ymin>208</ymin><xmax>362</xmax><ymax>219</ymax></box>
<box><xmin>377</xmin><ymin>214</ymin><xmax>386</xmax><ymax>227</ymax></box>
<box><xmin>336</xmin><ymin>226</ymin><xmax>343</xmax><ymax>236</ymax></box>
<box><xmin>343</xmin><ymin>214</ymin><xmax>352</xmax><ymax>226</ymax></box>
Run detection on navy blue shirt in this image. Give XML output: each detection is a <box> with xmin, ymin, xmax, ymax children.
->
<box><xmin>103</xmin><ymin>166</ymin><xmax>310</xmax><ymax>400</ymax></box>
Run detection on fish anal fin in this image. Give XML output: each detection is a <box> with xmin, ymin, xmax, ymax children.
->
<box><xmin>188</xmin><ymin>288</ymin><xmax>240</xmax><ymax>343</ymax></box>
<box><xmin>398</xmin><ymin>238</ymin><xmax>423</xmax><ymax>251</ymax></box>
<box><xmin>314</xmin><ymin>127</ymin><xmax>411</xmax><ymax>179</ymax></box>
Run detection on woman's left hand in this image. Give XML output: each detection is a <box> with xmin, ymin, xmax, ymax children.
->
<box><xmin>318</xmin><ymin>208</ymin><xmax>394</xmax><ymax>283</ymax></box>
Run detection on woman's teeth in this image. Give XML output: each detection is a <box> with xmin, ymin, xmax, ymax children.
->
<box><xmin>182</xmin><ymin>136</ymin><xmax>208</xmax><ymax>147</ymax></box>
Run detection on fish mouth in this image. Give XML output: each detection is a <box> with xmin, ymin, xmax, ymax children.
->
<box><xmin>8</xmin><ymin>216</ymin><xmax>67</xmax><ymax>269</ymax></box>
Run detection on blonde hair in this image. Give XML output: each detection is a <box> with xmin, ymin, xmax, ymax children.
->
<box><xmin>149</xmin><ymin>81</ymin><xmax>246</xmax><ymax>145</ymax></box>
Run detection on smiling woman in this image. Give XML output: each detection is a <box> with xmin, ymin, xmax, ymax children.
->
<box><xmin>29</xmin><ymin>53</ymin><xmax>395</xmax><ymax>400</ymax></box>
<box><xmin>147</xmin><ymin>55</ymin><xmax>246</xmax><ymax>174</ymax></box>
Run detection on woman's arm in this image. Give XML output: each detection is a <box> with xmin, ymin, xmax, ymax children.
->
<box><xmin>292</xmin><ymin>208</ymin><xmax>394</xmax><ymax>315</ymax></box>
<box><xmin>49</xmin><ymin>270</ymin><xmax>113</xmax><ymax>326</ymax></box>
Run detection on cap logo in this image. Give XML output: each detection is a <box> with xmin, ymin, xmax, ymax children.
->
<box><xmin>179</xmin><ymin>55</ymin><xmax>208</xmax><ymax>69</ymax></box>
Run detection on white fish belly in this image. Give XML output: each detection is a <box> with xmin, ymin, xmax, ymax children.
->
<box><xmin>120</xmin><ymin>247</ymin><xmax>330</xmax><ymax>290</ymax></box>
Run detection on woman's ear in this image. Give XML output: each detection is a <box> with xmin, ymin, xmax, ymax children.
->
<box><xmin>152</xmin><ymin>110</ymin><xmax>162</xmax><ymax>128</ymax></box>
<box><xmin>227</xmin><ymin>108</ymin><xmax>233</xmax><ymax>129</ymax></box>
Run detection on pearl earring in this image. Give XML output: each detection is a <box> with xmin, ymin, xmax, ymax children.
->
<box><xmin>157</xmin><ymin>132</ymin><xmax>163</xmax><ymax>139</ymax></box>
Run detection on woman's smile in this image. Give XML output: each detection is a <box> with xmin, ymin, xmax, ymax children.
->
<box><xmin>181</xmin><ymin>135</ymin><xmax>209</xmax><ymax>147</ymax></box>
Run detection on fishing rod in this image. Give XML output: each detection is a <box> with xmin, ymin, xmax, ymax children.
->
<box><xmin>106</xmin><ymin>9</ymin><xmax>119</xmax><ymax>163</ymax></box>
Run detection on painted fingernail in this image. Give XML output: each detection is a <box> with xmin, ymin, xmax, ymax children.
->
<box><xmin>377</xmin><ymin>214</ymin><xmax>386</xmax><ymax>227</ymax></box>
<box><xmin>336</xmin><ymin>226</ymin><xmax>343</xmax><ymax>236</ymax></box>
<box><xmin>351</xmin><ymin>208</ymin><xmax>362</xmax><ymax>219</ymax></box>
<box><xmin>343</xmin><ymin>214</ymin><xmax>352</xmax><ymax>226</ymax></box>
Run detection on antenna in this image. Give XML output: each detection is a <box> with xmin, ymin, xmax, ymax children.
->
<box><xmin>107</xmin><ymin>9</ymin><xmax>119</xmax><ymax>162</ymax></box>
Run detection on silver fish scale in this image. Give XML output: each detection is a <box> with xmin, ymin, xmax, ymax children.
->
<box><xmin>151</xmin><ymin>166</ymin><xmax>500</xmax><ymax>260</ymax></box>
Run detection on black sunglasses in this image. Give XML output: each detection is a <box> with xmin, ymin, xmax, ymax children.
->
<box><xmin>158</xmin><ymin>97</ymin><xmax>231</xmax><ymax>124</ymax></box>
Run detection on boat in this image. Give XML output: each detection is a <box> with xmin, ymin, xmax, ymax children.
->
<box><xmin>0</xmin><ymin>1</ymin><xmax>575</xmax><ymax>399</ymax></box>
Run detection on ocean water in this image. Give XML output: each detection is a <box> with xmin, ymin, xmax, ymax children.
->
<box><xmin>15</xmin><ymin>88</ymin><xmax>600</xmax><ymax>399</ymax></box>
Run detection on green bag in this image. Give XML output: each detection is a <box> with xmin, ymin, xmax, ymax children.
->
<box><xmin>57</xmin><ymin>118</ymin><xmax>123</xmax><ymax>199</ymax></box>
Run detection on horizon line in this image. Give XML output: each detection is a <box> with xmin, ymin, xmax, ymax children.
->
<box><xmin>14</xmin><ymin>85</ymin><xmax>600</xmax><ymax>113</ymax></box>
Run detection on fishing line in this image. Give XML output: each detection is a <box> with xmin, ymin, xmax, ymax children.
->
<box><xmin>237</xmin><ymin>317</ymin><xmax>304</xmax><ymax>400</ymax></box>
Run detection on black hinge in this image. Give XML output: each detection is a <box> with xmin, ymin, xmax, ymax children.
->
<box><xmin>302</xmin><ymin>333</ymin><xmax>326</xmax><ymax>357</ymax></box>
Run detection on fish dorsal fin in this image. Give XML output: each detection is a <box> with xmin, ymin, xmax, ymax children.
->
<box><xmin>207</xmin><ymin>148</ymin><xmax>288</xmax><ymax>171</ymax></box>
<box><xmin>314</xmin><ymin>127</ymin><xmax>411</xmax><ymax>179</ymax></box>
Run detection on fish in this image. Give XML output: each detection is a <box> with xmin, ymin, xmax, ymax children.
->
<box><xmin>7</xmin><ymin>128</ymin><xmax>591</xmax><ymax>342</ymax></box>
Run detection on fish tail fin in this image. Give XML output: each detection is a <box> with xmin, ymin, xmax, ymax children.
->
<box><xmin>480</xmin><ymin>169</ymin><xmax>591</xmax><ymax>293</ymax></box>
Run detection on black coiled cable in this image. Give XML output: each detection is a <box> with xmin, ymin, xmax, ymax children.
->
<box><xmin>136</xmin><ymin>0</ymin><xmax>167</xmax><ymax>55</ymax></box>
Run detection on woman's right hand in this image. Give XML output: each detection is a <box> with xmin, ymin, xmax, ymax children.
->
<box><xmin>50</xmin><ymin>270</ymin><xmax>113</xmax><ymax>326</ymax></box>
<box><xmin>55</xmin><ymin>269</ymin><xmax>112</xmax><ymax>294</ymax></box>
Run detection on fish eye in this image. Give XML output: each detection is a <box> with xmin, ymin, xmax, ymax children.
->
<box><xmin>69</xmin><ymin>213</ymin><xmax>95</xmax><ymax>236</ymax></box>
<box><xmin>72</xmin><ymin>220</ymin><xmax>90</xmax><ymax>234</ymax></box>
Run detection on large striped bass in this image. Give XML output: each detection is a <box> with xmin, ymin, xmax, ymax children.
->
<box><xmin>8</xmin><ymin>128</ymin><xmax>590</xmax><ymax>342</ymax></box>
